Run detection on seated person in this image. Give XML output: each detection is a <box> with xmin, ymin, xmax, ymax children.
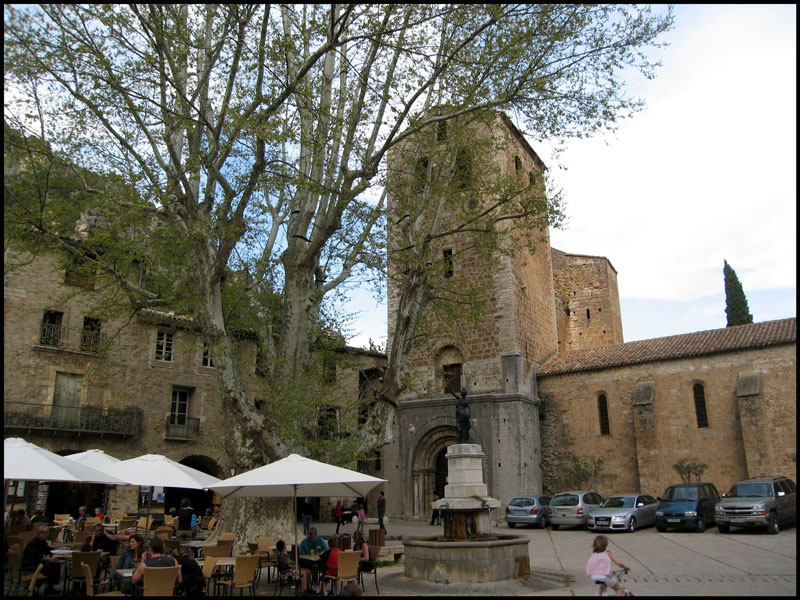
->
<box><xmin>22</xmin><ymin>525</ymin><xmax>61</xmax><ymax>595</ymax></box>
<box><xmin>352</xmin><ymin>531</ymin><xmax>372</xmax><ymax>573</ymax></box>
<box><xmin>319</xmin><ymin>546</ymin><xmax>340</xmax><ymax>596</ymax></box>
<box><xmin>131</xmin><ymin>537</ymin><xmax>182</xmax><ymax>588</ymax></box>
<box><xmin>275</xmin><ymin>539</ymin><xmax>294</xmax><ymax>575</ymax></box>
<box><xmin>94</xmin><ymin>507</ymin><xmax>106</xmax><ymax>522</ymax></box>
<box><xmin>171</xmin><ymin>549</ymin><xmax>204</xmax><ymax>595</ymax></box>
<box><xmin>82</xmin><ymin>523</ymin><xmax>118</xmax><ymax>575</ymax></box>
<box><xmin>100</xmin><ymin>534</ymin><xmax>144</xmax><ymax>594</ymax></box>
<box><xmin>298</xmin><ymin>527</ymin><xmax>328</xmax><ymax>594</ymax></box>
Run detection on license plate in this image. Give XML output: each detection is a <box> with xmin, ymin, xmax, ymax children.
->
<box><xmin>514</xmin><ymin>510</ymin><xmax>527</xmax><ymax>515</ymax></box>
<box><xmin>667</xmin><ymin>518</ymin><xmax>681</xmax><ymax>523</ymax></box>
<box><xmin>596</xmin><ymin>519</ymin><xmax>610</xmax><ymax>524</ymax></box>
<box><xmin>730</xmin><ymin>518</ymin><xmax>746</xmax><ymax>523</ymax></box>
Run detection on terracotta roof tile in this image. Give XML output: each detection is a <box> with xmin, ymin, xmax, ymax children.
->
<box><xmin>538</xmin><ymin>318</ymin><xmax>796</xmax><ymax>377</ymax></box>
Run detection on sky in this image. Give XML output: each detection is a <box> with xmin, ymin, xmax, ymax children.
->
<box><xmin>344</xmin><ymin>4</ymin><xmax>797</xmax><ymax>349</ymax></box>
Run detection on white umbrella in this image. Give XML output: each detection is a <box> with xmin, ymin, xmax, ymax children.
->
<box><xmin>211</xmin><ymin>453</ymin><xmax>386</xmax><ymax>566</ymax></box>
<box><xmin>113</xmin><ymin>454</ymin><xmax>222</xmax><ymax>533</ymax></box>
<box><xmin>65</xmin><ymin>449</ymin><xmax>122</xmax><ymax>515</ymax></box>
<box><xmin>4</xmin><ymin>437</ymin><xmax>126</xmax><ymax>516</ymax></box>
<box><xmin>3</xmin><ymin>438</ymin><xmax>126</xmax><ymax>484</ymax></box>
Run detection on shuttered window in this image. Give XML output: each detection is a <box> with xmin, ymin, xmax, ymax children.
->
<box><xmin>598</xmin><ymin>394</ymin><xmax>610</xmax><ymax>435</ymax></box>
<box><xmin>693</xmin><ymin>384</ymin><xmax>709</xmax><ymax>428</ymax></box>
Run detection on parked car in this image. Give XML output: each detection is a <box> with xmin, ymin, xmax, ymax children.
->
<box><xmin>505</xmin><ymin>495</ymin><xmax>551</xmax><ymax>529</ymax></box>
<box><xmin>655</xmin><ymin>482</ymin><xmax>720</xmax><ymax>532</ymax></box>
<box><xmin>714</xmin><ymin>476</ymin><xmax>797</xmax><ymax>535</ymax></box>
<box><xmin>548</xmin><ymin>491</ymin><xmax>604</xmax><ymax>530</ymax></box>
<box><xmin>587</xmin><ymin>493</ymin><xmax>658</xmax><ymax>533</ymax></box>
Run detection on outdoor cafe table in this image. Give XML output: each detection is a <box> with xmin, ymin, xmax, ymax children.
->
<box><xmin>180</xmin><ymin>539</ymin><xmax>217</xmax><ymax>558</ymax></box>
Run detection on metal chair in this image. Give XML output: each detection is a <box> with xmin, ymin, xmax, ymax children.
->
<box><xmin>357</xmin><ymin>544</ymin><xmax>380</xmax><ymax>594</ymax></box>
<box><xmin>324</xmin><ymin>550</ymin><xmax>360</xmax><ymax>596</ymax></box>
<box><xmin>142</xmin><ymin>565</ymin><xmax>181</xmax><ymax>596</ymax></box>
<box><xmin>79</xmin><ymin>562</ymin><xmax>125</xmax><ymax>597</ymax></box>
<box><xmin>215</xmin><ymin>554</ymin><xmax>260</xmax><ymax>596</ymax></box>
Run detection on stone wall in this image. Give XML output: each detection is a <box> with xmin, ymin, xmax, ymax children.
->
<box><xmin>538</xmin><ymin>344</ymin><xmax>796</xmax><ymax>497</ymax></box>
<box><xmin>551</xmin><ymin>249</ymin><xmax>623</xmax><ymax>351</ymax></box>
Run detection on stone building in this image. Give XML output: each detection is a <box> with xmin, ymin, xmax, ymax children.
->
<box><xmin>3</xmin><ymin>246</ymin><xmax>384</xmax><ymax>518</ymax></box>
<box><xmin>382</xmin><ymin>113</ymin><xmax>796</xmax><ymax>521</ymax></box>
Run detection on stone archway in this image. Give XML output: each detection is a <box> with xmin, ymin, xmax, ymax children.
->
<box><xmin>162</xmin><ymin>455</ymin><xmax>222</xmax><ymax>516</ymax></box>
<box><xmin>410</xmin><ymin>425</ymin><xmax>458</xmax><ymax>520</ymax></box>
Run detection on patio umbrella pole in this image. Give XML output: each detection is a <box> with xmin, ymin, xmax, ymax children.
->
<box><xmin>294</xmin><ymin>483</ymin><xmax>299</xmax><ymax>596</ymax></box>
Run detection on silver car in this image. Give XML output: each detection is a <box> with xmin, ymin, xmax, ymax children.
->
<box><xmin>587</xmin><ymin>494</ymin><xmax>658</xmax><ymax>532</ymax></box>
<box><xmin>505</xmin><ymin>495</ymin><xmax>551</xmax><ymax>528</ymax></box>
<box><xmin>548</xmin><ymin>490</ymin><xmax>604</xmax><ymax>530</ymax></box>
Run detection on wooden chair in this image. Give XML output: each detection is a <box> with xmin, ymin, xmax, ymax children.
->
<box><xmin>6</xmin><ymin>548</ymin><xmax>46</xmax><ymax>596</ymax></box>
<box><xmin>25</xmin><ymin>563</ymin><xmax>48</xmax><ymax>597</ymax></box>
<box><xmin>70</xmin><ymin>550</ymin><xmax>103</xmax><ymax>593</ymax></box>
<box><xmin>324</xmin><ymin>550</ymin><xmax>360</xmax><ymax>596</ymax></box>
<box><xmin>6</xmin><ymin>534</ymin><xmax>23</xmax><ymax>553</ymax></box>
<box><xmin>215</xmin><ymin>554</ymin><xmax>260</xmax><ymax>596</ymax></box>
<box><xmin>357</xmin><ymin>544</ymin><xmax>380</xmax><ymax>594</ymax></box>
<box><xmin>255</xmin><ymin>537</ymin><xmax>278</xmax><ymax>584</ymax></box>
<box><xmin>162</xmin><ymin>538</ymin><xmax>182</xmax><ymax>555</ymax></box>
<box><xmin>79</xmin><ymin>562</ymin><xmax>125</xmax><ymax>597</ymax></box>
<box><xmin>142</xmin><ymin>565</ymin><xmax>181</xmax><ymax>597</ymax></box>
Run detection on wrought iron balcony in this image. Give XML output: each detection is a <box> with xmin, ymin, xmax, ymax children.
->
<box><xmin>36</xmin><ymin>322</ymin><xmax>107</xmax><ymax>354</ymax></box>
<box><xmin>39</xmin><ymin>322</ymin><xmax>67</xmax><ymax>348</ymax></box>
<box><xmin>165</xmin><ymin>416</ymin><xmax>200</xmax><ymax>440</ymax></box>
<box><xmin>4</xmin><ymin>402</ymin><xmax>141</xmax><ymax>437</ymax></box>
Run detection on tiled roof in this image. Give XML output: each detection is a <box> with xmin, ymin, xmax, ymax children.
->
<box><xmin>538</xmin><ymin>318</ymin><xmax>796</xmax><ymax>377</ymax></box>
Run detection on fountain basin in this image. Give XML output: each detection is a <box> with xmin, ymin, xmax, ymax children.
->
<box><xmin>403</xmin><ymin>535</ymin><xmax>530</xmax><ymax>583</ymax></box>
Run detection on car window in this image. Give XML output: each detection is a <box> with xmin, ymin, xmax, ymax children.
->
<box><xmin>509</xmin><ymin>498</ymin><xmax>533</xmax><ymax>507</ymax></box>
<box><xmin>604</xmin><ymin>497</ymin><xmax>634</xmax><ymax>508</ymax></box>
<box><xmin>551</xmin><ymin>494</ymin><xmax>578</xmax><ymax>506</ymax></box>
<box><xmin>541</xmin><ymin>496</ymin><xmax>551</xmax><ymax>505</ymax></box>
<box><xmin>701</xmin><ymin>485</ymin><xmax>711</xmax><ymax>500</ymax></box>
<box><xmin>662</xmin><ymin>485</ymin><xmax>698</xmax><ymax>501</ymax></box>
<box><xmin>727</xmin><ymin>482</ymin><xmax>772</xmax><ymax>497</ymax></box>
<box><xmin>777</xmin><ymin>480</ymin><xmax>792</xmax><ymax>495</ymax></box>
<box><xmin>785</xmin><ymin>479</ymin><xmax>796</xmax><ymax>493</ymax></box>
<box><xmin>708</xmin><ymin>485</ymin><xmax>719</xmax><ymax>499</ymax></box>
<box><xmin>589</xmin><ymin>493</ymin><xmax>603</xmax><ymax>505</ymax></box>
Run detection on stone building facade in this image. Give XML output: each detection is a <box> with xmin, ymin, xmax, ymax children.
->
<box><xmin>383</xmin><ymin>113</ymin><xmax>796</xmax><ymax>521</ymax></box>
<box><xmin>3</xmin><ymin>247</ymin><xmax>384</xmax><ymax>518</ymax></box>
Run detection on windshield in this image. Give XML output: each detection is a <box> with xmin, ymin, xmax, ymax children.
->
<box><xmin>509</xmin><ymin>498</ymin><xmax>534</xmax><ymax>507</ymax></box>
<box><xmin>727</xmin><ymin>483</ymin><xmax>772</xmax><ymax>498</ymax></box>
<box><xmin>662</xmin><ymin>486</ymin><xmax>699</xmax><ymax>502</ymax></box>
<box><xmin>603</xmin><ymin>497</ymin><xmax>635</xmax><ymax>508</ymax></box>
<box><xmin>551</xmin><ymin>494</ymin><xmax>579</xmax><ymax>506</ymax></box>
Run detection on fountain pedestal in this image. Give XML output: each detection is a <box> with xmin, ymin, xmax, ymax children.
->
<box><xmin>403</xmin><ymin>443</ymin><xmax>529</xmax><ymax>583</ymax></box>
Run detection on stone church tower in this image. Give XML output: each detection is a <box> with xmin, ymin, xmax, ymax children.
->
<box><xmin>382</xmin><ymin>112</ymin><xmax>622</xmax><ymax>519</ymax></box>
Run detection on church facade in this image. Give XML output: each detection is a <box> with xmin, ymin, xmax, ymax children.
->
<box><xmin>382</xmin><ymin>113</ymin><xmax>796</xmax><ymax>520</ymax></box>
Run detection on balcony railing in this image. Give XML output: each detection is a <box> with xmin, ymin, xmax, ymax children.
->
<box><xmin>165</xmin><ymin>416</ymin><xmax>200</xmax><ymax>440</ymax></box>
<box><xmin>4</xmin><ymin>402</ymin><xmax>141</xmax><ymax>437</ymax></box>
<box><xmin>39</xmin><ymin>322</ymin><xmax>67</xmax><ymax>348</ymax></box>
<box><xmin>37</xmin><ymin>322</ymin><xmax>107</xmax><ymax>354</ymax></box>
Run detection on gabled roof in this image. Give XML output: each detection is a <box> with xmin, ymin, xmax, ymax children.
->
<box><xmin>538</xmin><ymin>318</ymin><xmax>796</xmax><ymax>377</ymax></box>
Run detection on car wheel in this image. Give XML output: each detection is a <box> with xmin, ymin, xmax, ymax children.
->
<box><xmin>551</xmin><ymin>523</ymin><xmax>560</xmax><ymax>531</ymax></box>
<box><xmin>627</xmin><ymin>517</ymin><xmax>636</xmax><ymax>533</ymax></box>
<box><xmin>508</xmin><ymin>522</ymin><xmax>516</xmax><ymax>528</ymax></box>
<box><xmin>695</xmin><ymin>518</ymin><xmax>706</xmax><ymax>533</ymax></box>
<box><xmin>539</xmin><ymin>518</ymin><xmax>547</xmax><ymax>529</ymax></box>
<box><xmin>717</xmin><ymin>523</ymin><xmax>730</xmax><ymax>534</ymax></box>
<box><xmin>767</xmin><ymin>513</ymin><xmax>779</xmax><ymax>535</ymax></box>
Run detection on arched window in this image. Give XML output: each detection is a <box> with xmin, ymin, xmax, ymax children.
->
<box><xmin>693</xmin><ymin>384</ymin><xmax>709</xmax><ymax>428</ymax></box>
<box><xmin>598</xmin><ymin>394</ymin><xmax>610</xmax><ymax>435</ymax></box>
<box><xmin>435</xmin><ymin>346</ymin><xmax>464</xmax><ymax>395</ymax></box>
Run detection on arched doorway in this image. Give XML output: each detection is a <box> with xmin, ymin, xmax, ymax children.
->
<box><xmin>410</xmin><ymin>426</ymin><xmax>458</xmax><ymax>519</ymax></box>
<box><xmin>434</xmin><ymin>448</ymin><xmax>448</xmax><ymax>497</ymax></box>
<box><xmin>162</xmin><ymin>455</ymin><xmax>221</xmax><ymax>518</ymax></box>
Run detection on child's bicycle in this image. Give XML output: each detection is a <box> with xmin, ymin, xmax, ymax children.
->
<box><xmin>595</xmin><ymin>568</ymin><xmax>634</xmax><ymax>596</ymax></box>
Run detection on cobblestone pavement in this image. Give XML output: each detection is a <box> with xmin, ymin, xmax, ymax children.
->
<box><xmin>302</xmin><ymin>517</ymin><xmax>796</xmax><ymax>596</ymax></box>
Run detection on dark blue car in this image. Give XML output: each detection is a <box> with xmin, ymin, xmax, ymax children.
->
<box><xmin>656</xmin><ymin>482</ymin><xmax>721</xmax><ymax>532</ymax></box>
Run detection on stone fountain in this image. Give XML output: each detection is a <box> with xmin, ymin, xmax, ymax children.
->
<box><xmin>403</xmin><ymin>391</ymin><xmax>530</xmax><ymax>583</ymax></box>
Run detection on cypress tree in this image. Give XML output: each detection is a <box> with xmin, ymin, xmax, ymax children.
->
<box><xmin>723</xmin><ymin>260</ymin><xmax>754</xmax><ymax>327</ymax></box>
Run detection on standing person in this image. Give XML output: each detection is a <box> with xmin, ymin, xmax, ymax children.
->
<box><xmin>175</xmin><ymin>498</ymin><xmax>195</xmax><ymax>542</ymax></box>
<box><xmin>22</xmin><ymin>524</ymin><xmax>62</xmax><ymax>595</ymax></box>
<box><xmin>355</xmin><ymin>503</ymin><xmax>366</xmax><ymax>536</ymax></box>
<box><xmin>301</xmin><ymin>497</ymin><xmax>313</xmax><ymax>536</ymax></box>
<box><xmin>430</xmin><ymin>491</ymin><xmax>441</xmax><ymax>526</ymax></box>
<box><xmin>341</xmin><ymin>500</ymin><xmax>350</xmax><ymax>528</ymax></box>
<box><xmin>377</xmin><ymin>491</ymin><xmax>387</xmax><ymax>533</ymax></box>
<box><xmin>586</xmin><ymin>535</ymin><xmax>630</xmax><ymax>596</ymax></box>
<box><xmin>334</xmin><ymin>500</ymin><xmax>343</xmax><ymax>535</ymax></box>
<box><xmin>131</xmin><ymin>537</ymin><xmax>182</xmax><ymax>587</ymax></box>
